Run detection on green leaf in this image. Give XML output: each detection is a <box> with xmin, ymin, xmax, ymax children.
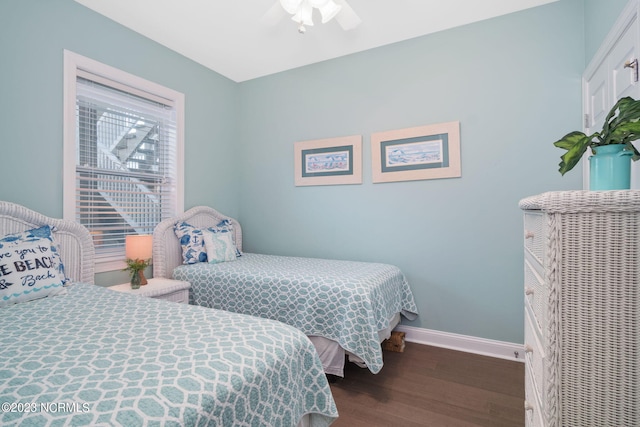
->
<box><xmin>625</xmin><ymin>141</ymin><xmax>640</xmax><ymax>161</ymax></box>
<box><xmin>604</xmin><ymin>97</ymin><xmax>640</xmax><ymax>139</ymax></box>
<box><xmin>553</xmin><ymin>131</ymin><xmax>589</xmax><ymax>150</ymax></box>
<box><xmin>606</xmin><ymin>120</ymin><xmax>640</xmax><ymax>144</ymax></box>
<box><xmin>557</xmin><ymin>134</ymin><xmax>591</xmax><ymax>175</ymax></box>
<box><xmin>554</xmin><ymin>96</ymin><xmax>640</xmax><ymax>175</ymax></box>
<box><xmin>122</xmin><ymin>258</ymin><xmax>150</xmax><ymax>273</ymax></box>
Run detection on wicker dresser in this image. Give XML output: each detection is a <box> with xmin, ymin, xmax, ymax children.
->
<box><xmin>519</xmin><ymin>191</ymin><xmax>640</xmax><ymax>427</ymax></box>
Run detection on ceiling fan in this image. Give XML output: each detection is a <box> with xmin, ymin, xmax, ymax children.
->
<box><xmin>264</xmin><ymin>0</ymin><xmax>362</xmax><ymax>34</ymax></box>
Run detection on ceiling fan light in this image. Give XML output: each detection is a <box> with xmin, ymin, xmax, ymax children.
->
<box><xmin>318</xmin><ymin>1</ymin><xmax>342</xmax><ymax>23</ymax></box>
<box><xmin>291</xmin><ymin>1</ymin><xmax>313</xmax><ymax>26</ymax></box>
<box><xmin>279</xmin><ymin>0</ymin><xmax>303</xmax><ymax>15</ymax></box>
<box><xmin>307</xmin><ymin>0</ymin><xmax>330</xmax><ymax>8</ymax></box>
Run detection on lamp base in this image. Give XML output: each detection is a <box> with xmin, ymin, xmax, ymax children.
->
<box><xmin>139</xmin><ymin>270</ymin><xmax>148</xmax><ymax>286</ymax></box>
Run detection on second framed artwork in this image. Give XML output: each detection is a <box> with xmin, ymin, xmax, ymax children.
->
<box><xmin>371</xmin><ymin>121</ymin><xmax>461</xmax><ymax>183</ymax></box>
<box><xmin>294</xmin><ymin>135</ymin><xmax>362</xmax><ymax>186</ymax></box>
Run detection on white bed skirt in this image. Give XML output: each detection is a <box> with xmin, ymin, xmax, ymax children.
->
<box><xmin>308</xmin><ymin>312</ymin><xmax>401</xmax><ymax>377</ymax></box>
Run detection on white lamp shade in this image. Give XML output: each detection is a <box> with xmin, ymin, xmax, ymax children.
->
<box><xmin>318</xmin><ymin>1</ymin><xmax>341</xmax><ymax>23</ymax></box>
<box><xmin>125</xmin><ymin>235</ymin><xmax>153</xmax><ymax>260</ymax></box>
<box><xmin>280</xmin><ymin>0</ymin><xmax>303</xmax><ymax>15</ymax></box>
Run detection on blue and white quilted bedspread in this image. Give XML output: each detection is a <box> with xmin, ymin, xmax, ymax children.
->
<box><xmin>0</xmin><ymin>283</ymin><xmax>338</xmax><ymax>427</ymax></box>
<box><xmin>173</xmin><ymin>253</ymin><xmax>419</xmax><ymax>374</ymax></box>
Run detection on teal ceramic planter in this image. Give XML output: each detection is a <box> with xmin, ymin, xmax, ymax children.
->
<box><xmin>589</xmin><ymin>144</ymin><xmax>633</xmax><ymax>190</ymax></box>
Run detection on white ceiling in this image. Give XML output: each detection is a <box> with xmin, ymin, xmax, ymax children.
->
<box><xmin>74</xmin><ymin>0</ymin><xmax>558</xmax><ymax>82</ymax></box>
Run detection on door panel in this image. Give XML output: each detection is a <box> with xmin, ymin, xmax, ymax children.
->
<box><xmin>583</xmin><ymin>7</ymin><xmax>640</xmax><ymax>189</ymax></box>
<box><xmin>611</xmin><ymin>18</ymin><xmax>640</xmax><ymax>188</ymax></box>
<box><xmin>611</xmin><ymin>19</ymin><xmax>640</xmax><ymax>102</ymax></box>
<box><xmin>586</xmin><ymin>61</ymin><xmax>608</xmax><ymax>133</ymax></box>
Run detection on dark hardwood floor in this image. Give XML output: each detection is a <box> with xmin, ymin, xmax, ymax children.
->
<box><xmin>329</xmin><ymin>343</ymin><xmax>524</xmax><ymax>427</ymax></box>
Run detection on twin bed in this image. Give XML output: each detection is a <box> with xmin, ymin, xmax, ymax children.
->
<box><xmin>0</xmin><ymin>202</ymin><xmax>338</xmax><ymax>426</ymax></box>
<box><xmin>153</xmin><ymin>206</ymin><xmax>419</xmax><ymax>377</ymax></box>
<box><xmin>1</xmin><ymin>201</ymin><xmax>418</xmax><ymax>426</ymax></box>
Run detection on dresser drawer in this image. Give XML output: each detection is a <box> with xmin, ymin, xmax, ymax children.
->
<box><xmin>525</xmin><ymin>362</ymin><xmax>545</xmax><ymax>427</ymax></box>
<box><xmin>524</xmin><ymin>259</ymin><xmax>547</xmax><ymax>337</ymax></box>
<box><xmin>525</xmin><ymin>308</ymin><xmax>546</xmax><ymax>409</ymax></box>
<box><xmin>524</xmin><ymin>212</ymin><xmax>545</xmax><ymax>265</ymax></box>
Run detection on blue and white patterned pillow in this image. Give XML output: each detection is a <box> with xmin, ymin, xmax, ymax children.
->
<box><xmin>174</xmin><ymin>219</ymin><xmax>241</xmax><ymax>265</ymax></box>
<box><xmin>174</xmin><ymin>221</ymin><xmax>208</xmax><ymax>264</ymax></box>
<box><xmin>0</xmin><ymin>225</ymin><xmax>68</xmax><ymax>307</ymax></box>
<box><xmin>203</xmin><ymin>230</ymin><xmax>237</xmax><ymax>264</ymax></box>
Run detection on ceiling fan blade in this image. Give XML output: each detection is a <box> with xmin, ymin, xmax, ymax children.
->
<box><xmin>261</xmin><ymin>1</ymin><xmax>288</xmax><ymax>27</ymax></box>
<box><xmin>334</xmin><ymin>0</ymin><xmax>361</xmax><ymax>31</ymax></box>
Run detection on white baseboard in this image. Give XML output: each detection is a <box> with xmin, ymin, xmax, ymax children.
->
<box><xmin>394</xmin><ymin>325</ymin><xmax>525</xmax><ymax>362</ymax></box>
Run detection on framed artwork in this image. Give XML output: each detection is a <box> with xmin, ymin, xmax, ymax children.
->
<box><xmin>371</xmin><ymin>121</ymin><xmax>461</xmax><ymax>183</ymax></box>
<box><xmin>294</xmin><ymin>135</ymin><xmax>362</xmax><ymax>186</ymax></box>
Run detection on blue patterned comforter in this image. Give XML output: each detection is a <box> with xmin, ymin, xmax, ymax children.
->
<box><xmin>173</xmin><ymin>253</ymin><xmax>419</xmax><ymax>374</ymax></box>
<box><xmin>0</xmin><ymin>283</ymin><xmax>338</xmax><ymax>427</ymax></box>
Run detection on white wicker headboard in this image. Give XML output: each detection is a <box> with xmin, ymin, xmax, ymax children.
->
<box><xmin>152</xmin><ymin>206</ymin><xmax>243</xmax><ymax>279</ymax></box>
<box><xmin>0</xmin><ymin>202</ymin><xmax>95</xmax><ymax>284</ymax></box>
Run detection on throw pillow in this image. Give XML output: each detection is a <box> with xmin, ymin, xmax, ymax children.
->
<box><xmin>173</xmin><ymin>221</ymin><xmax>208</xmax><ymax>264</ymax></box>
<box><xmin>203</xmin><ymin>230</ymin><xmax>237</xmax><ymax>264</ymax></box>
<box><xmin>0</xmin><ymin>226</ymin><xmax>67</xmax><ymax>307</ymax></box>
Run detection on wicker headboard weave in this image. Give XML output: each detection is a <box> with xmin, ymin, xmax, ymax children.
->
<box><xmin>152</xmin><ymin>206</ymin><xmax>243</xmax><ymax>279</ymax></box>
<box><xmin>0</xmin><ymin>202</ymin><xmax>95</xmax><ymax>284</ymax></box>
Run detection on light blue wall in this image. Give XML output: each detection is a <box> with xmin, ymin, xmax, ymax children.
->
<box><xmin>0</xmin><ymin>0</ymin><xmax>240</xmax><ymax>285</ymax></box>
<box><xmin>584</xmin><ymin>0</ymin><xmax>632</xmax><ymax>63</ymax></box>
<box><xmin>0</xmin><ymin>0</ymin><xmax>591</xmax><ymax>343</ymax></box>
<box><xmin>237</xmin><ymin>0</ymin><xmax>585</xmax><ymax>344</ymax></box>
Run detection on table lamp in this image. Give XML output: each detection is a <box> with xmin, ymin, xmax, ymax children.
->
<box><xmin>125</xmin><ymin>235</ymin><xmax>152</xmax><ymax>286</ymax></box>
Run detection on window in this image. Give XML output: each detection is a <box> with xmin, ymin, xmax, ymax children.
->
<box><xmin>64</xmin><ymin>51</ymin><xmax>184</xmax><ymax>273</ymax></box>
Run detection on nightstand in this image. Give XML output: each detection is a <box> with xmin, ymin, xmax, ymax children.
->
<box><xmin>109</xmin><ymin>277</ymin><xmax>191</xmax><ymax>304</ymax></box>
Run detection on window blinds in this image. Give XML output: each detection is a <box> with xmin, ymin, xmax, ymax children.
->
<box><xmin>75</xmin><ymin>73</ymin><xmax>178</xmax><ymax>264</ymax></box>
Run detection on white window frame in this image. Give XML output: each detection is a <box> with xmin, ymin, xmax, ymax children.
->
<box><xmin>63</xmin><ymin>50</ymin><xmax>184</xmax><ymax>273</ymax></box>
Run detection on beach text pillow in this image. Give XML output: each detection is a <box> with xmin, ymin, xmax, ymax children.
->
<box><xmin>0</xmin><ymin>226</ymin><xmax>67</xmax><ymax>307</ymax></box>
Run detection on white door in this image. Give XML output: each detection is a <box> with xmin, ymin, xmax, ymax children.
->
<box><xmin>611</xmin><ymin>20</ymin><xmax>640</xmax><ymax>101</ymax></box>
<box><xmin>584</xmin><ymin>58</ymin><xmax>608</xmax><ymax>133</ymax></box>
<box><xmin>583</xmin><ymin>1</ymin><xmax>640</xmax><ymax>189</ymax></box>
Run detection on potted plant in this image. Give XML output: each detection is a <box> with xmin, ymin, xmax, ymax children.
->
<box><xmin>554</xmin><ymin>96</ymin><xmax>640</xmax><ymax>189</ymax></box>
<box><xmin>123</xmin><ymin>258</ymin><xmax>150</xmax><ymax>289</ymax></box>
